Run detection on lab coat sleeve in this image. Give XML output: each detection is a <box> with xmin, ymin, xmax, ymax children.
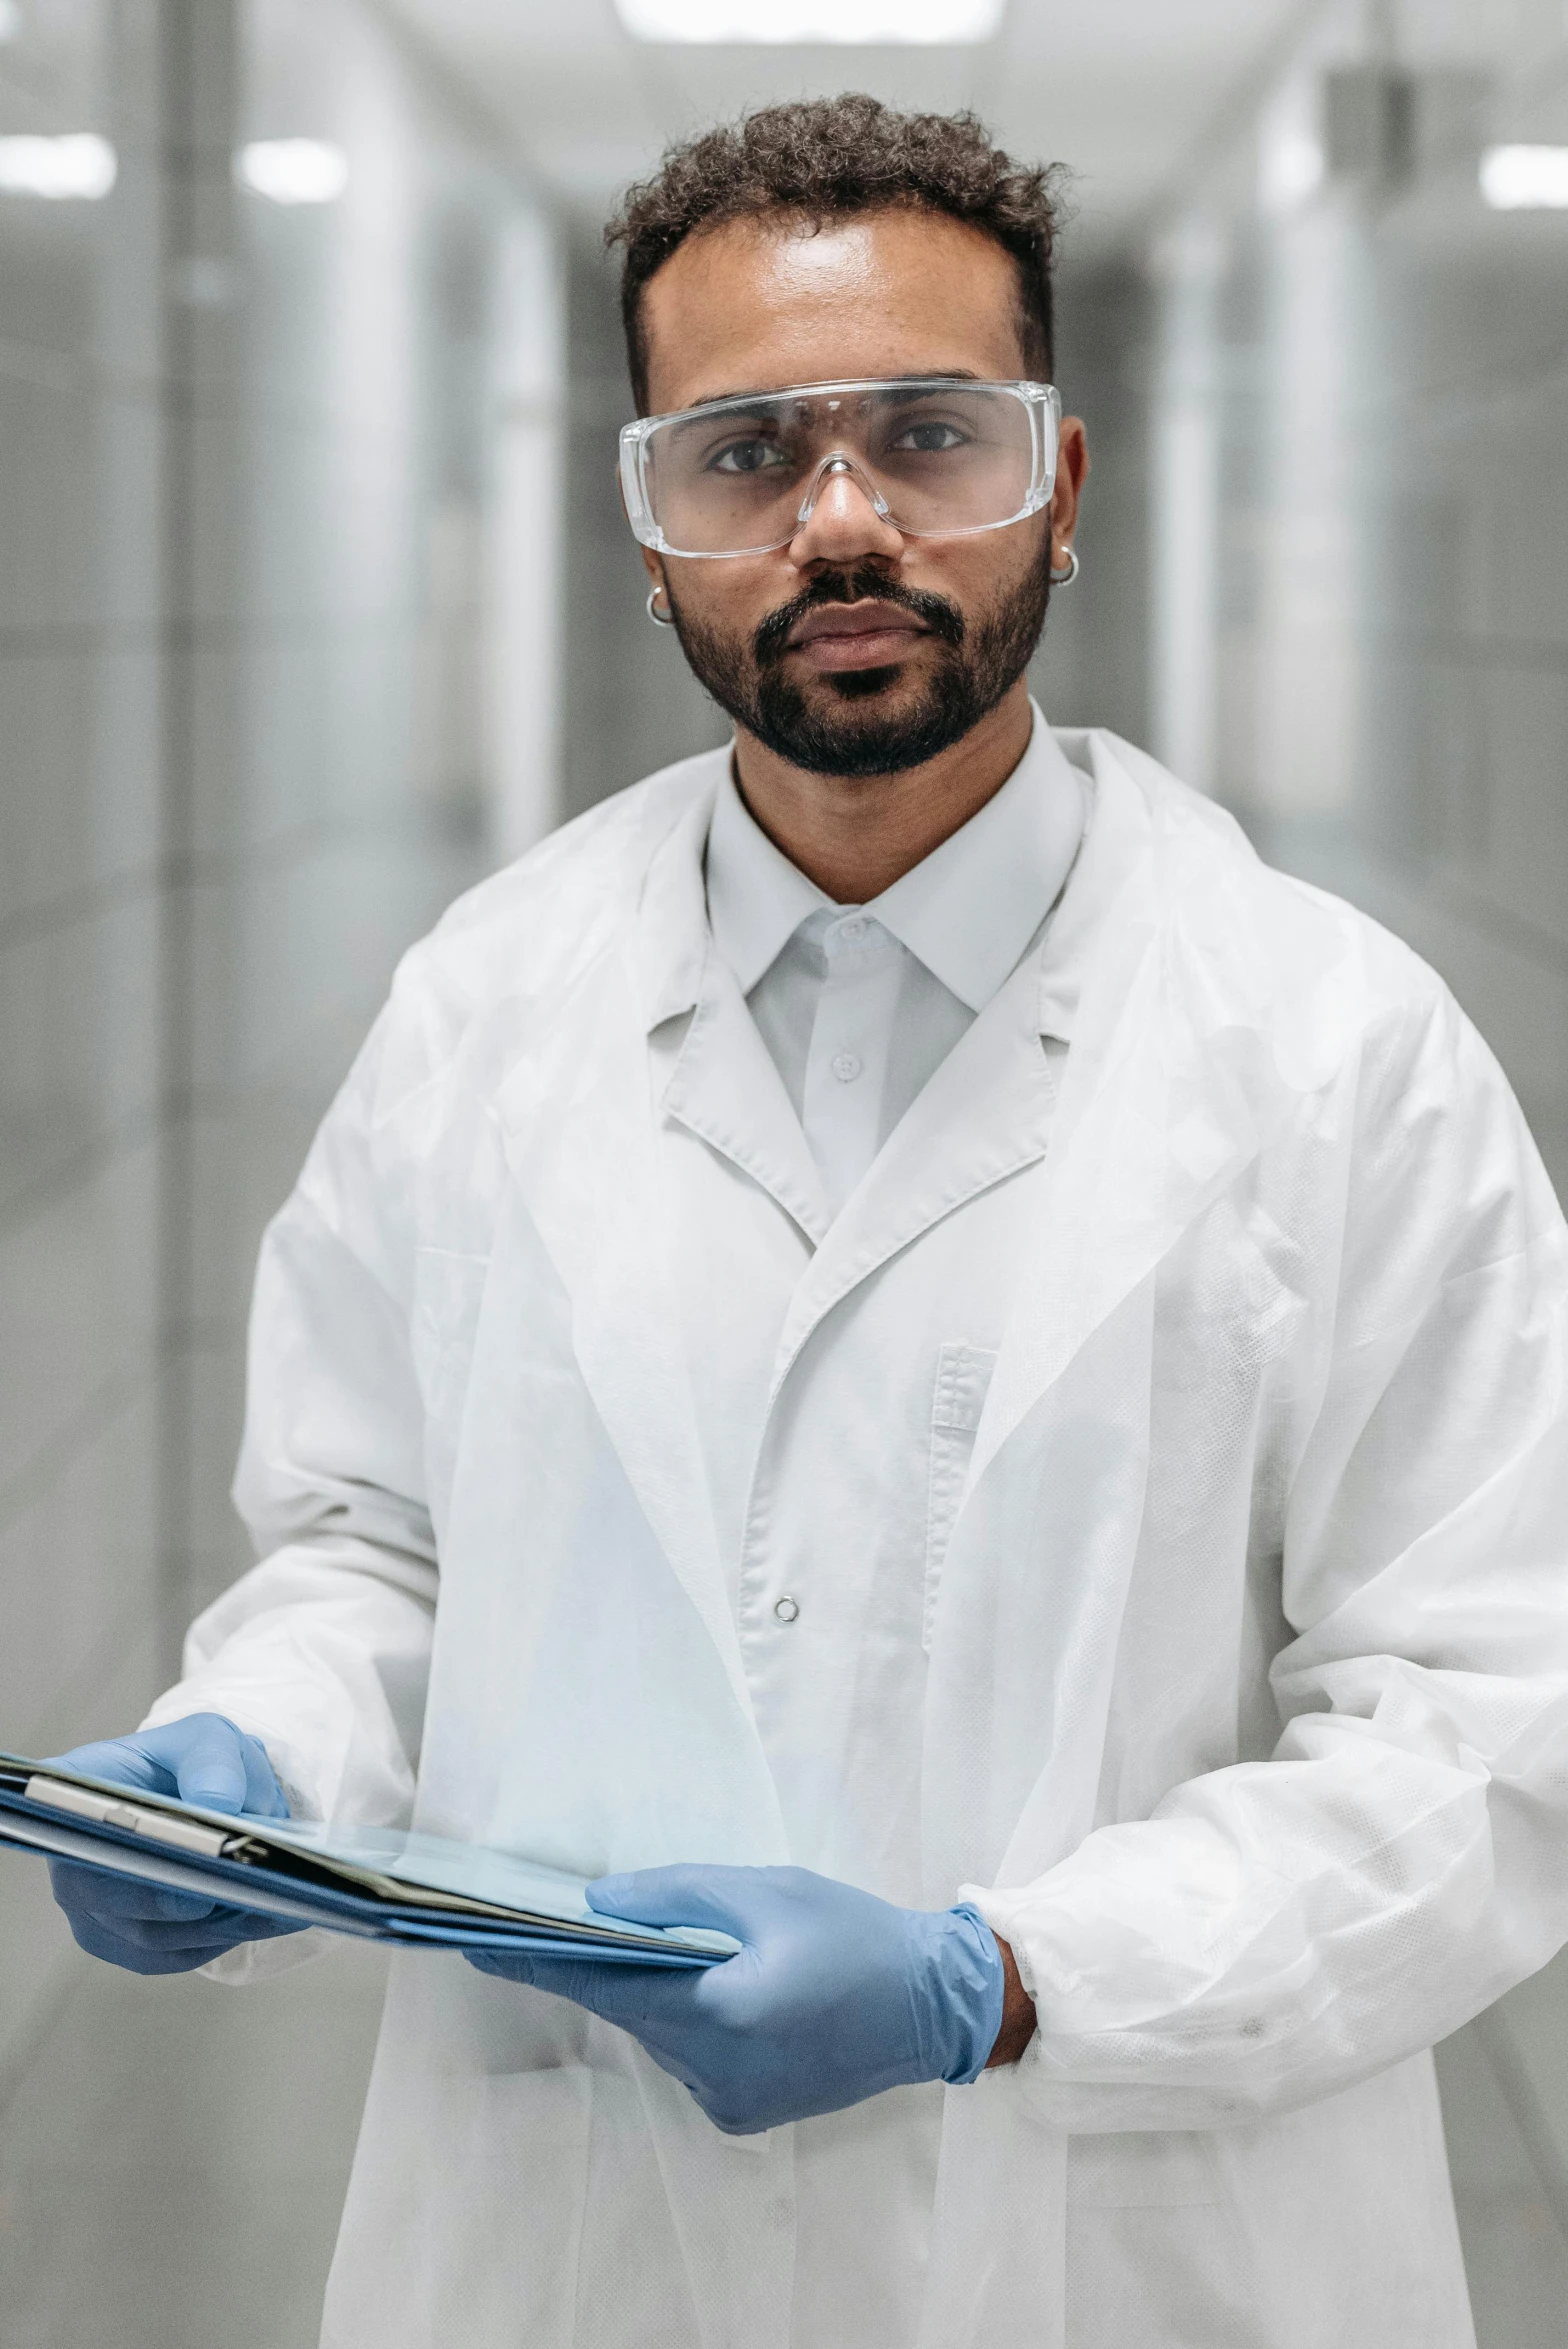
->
<box><xmin>970</xmin><ymin>986</ymin><xmax>1568</xmax><ymax>2131</ymax></box>
<box><xmin>141</xmin><ymin>979</ymin><xmax>450</xmax><ymax>1831</ymax></box>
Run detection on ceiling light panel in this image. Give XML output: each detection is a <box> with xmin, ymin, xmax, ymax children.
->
<box><xmin>615</xmin><ymin>0</ymin><xmax>1003</xmax><ymax>44</ymax></box>
<box><xmin>1480</xmin><ymin>145</ymin><xmax>1568</xmax><ymax>210</ymax></box>
<box><xmin>236</xmin><ymin>139</ymin><xmax>350</xmax><ymax>206</ymax></box>
<box><xmin>0</xmin><ymin>133</ymin><xmax>116</xmax><ymax>199</ymax></box>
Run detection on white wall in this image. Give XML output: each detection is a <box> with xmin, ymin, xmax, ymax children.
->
<box><xmin>1148</xmin><ymin>6</ymin><xmax>1568</xmax><ymax>1198</ymax></box>
<box><xmin>0</xmin><ymin>0</ymin><xmax>170</xmax><ymax>2097</ymax></box>
<box><xmin>0</xmin><ymin>4</ymin><xmax>560</xmax><ymax>2338</ymax></box>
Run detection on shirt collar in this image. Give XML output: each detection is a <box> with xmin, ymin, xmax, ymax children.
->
<box><xmin>705</xmin><ymin>701</ymin><xmax>1086</xmax><ymax>1015</ymax></box>
<box><xmin>705</xmin><ymin>764</ymin><xmax>831</xmax><ymax>997</ymax></box>
<box><xmin>870</xmin><ymin>709</ymin><xmax>1085</xmax><ymax>1012</ymax></box>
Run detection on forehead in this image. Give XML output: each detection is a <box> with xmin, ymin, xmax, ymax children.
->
<box><xmin>638</xmin><ymin>208</ymin><xmax>1029</xmax><ymax>416</ymax></box>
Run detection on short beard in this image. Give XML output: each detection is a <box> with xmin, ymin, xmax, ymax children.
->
<box><xmin>666</xmin><ymin>547</ymin><xmax>1054</xmax><ymax>780</ymax></box>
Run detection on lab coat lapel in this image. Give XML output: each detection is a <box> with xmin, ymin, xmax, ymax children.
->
<box><xmin>661</xmin><ymin>966</ymin><xmax>833</xmax><ymax>1246</ymax></box>
<box><xmin>494</xmin><ymin>783</ymin><xmax>754</xmax><ymax>1720</ymax></box>
<box><xmin>969</xmin><ymin>735</ymin><xmax>1277</xmax><ymax>1490</ymax></box>
<box><xmin>635</xmin><ymin>763</ymin><xmax>832</xmax><ymax>1243</ymax></box>
<box><xmin>770</xmin><ymin>944</ymin><xmax>1058</xmax><ymax>1392</ymax></box>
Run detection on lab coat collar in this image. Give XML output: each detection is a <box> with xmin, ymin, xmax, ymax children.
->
<box><xmin>704</xmin><ymin>701</ymin><xmax>1086</xmax><ymax>1017</ymax></box>
<box><xmin>628</xmin><ymin>725</ymin><xmax>1125</xmax><ymax>1300</ymax></box>
<box><xmin>663</xmin><ymin>963</ymin><xmax>835</xmax><ymax>1244</ymax></box>
<box><xmin>1032</xmin><ymin>730</ymin><xmax>1140</xmax><ymax>1045</ymax></box>
<box><xmin>632</xmin><ymin>759</ymin><xmax>834</xmax><ymax>1239</ymax></box>
<box><xmin>632</xmin><ymin>780</ymin><xmax>719</xmax><ymax>1033</ymax></box>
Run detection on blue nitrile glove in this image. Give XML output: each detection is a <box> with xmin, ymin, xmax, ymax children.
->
<box><xmin>44</xmin><ymin>1713</ymin><xmax>301</xmax><ymax>1976</ymax></box>
<box><xmin>467</xmin><ymin>1863</ymin><xmax>1005</xmax><ymax>2135</ymax></box>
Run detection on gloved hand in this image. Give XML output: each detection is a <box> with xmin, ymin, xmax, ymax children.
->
<box><xmin>467</xmin><ymin>1863</ymin><xmax>1005</xmax><ymax>2135</ymax></box>
<box><xmin>45</xmin><ymin>1713</ymin><xmax>301</xmax><ymax>1976</ymax></box>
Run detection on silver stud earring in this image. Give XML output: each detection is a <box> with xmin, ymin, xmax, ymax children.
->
<box><xmin>646</xmin><ymin>585</ymin><xmax>676</xmax><ymax>629</ymax></box>
<box><xmin>1049</xmin><ymin>548</ymin><xmax>1080</xmax><ymax>587</ymax></box>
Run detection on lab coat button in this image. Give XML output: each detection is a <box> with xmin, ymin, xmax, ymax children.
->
<box><xmin>773</xmin><ymin>1595</ymin><xmax>800</xmax><ymax>1623</ymax></box>
<box><xmin>831</xmin><ymin>1052</ymin><xmax>862</xmax><ymax>1083</ymax></box>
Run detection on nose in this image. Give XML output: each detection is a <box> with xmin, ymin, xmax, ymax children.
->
<box><xmin>788</xmin><ymin>454</ymin><xmax>906</xmax><ymax>569</ymax></box>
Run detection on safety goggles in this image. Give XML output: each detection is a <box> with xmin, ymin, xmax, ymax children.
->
<box><xmin>619</xmin><ymin>376</ymin><xmax>1061</xmax><ymax>560</ymax></box>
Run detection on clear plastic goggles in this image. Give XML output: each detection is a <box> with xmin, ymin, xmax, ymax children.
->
<box><xmin>619</xmin><ymin>376</ymin><xmax>1061</xmax><ymax>560</ymax></box>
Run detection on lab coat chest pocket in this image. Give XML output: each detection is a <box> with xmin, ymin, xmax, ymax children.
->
<box><xmin>925</xmin><ymin>1344</ymin><xmax>998</xmax><ymax>1653</ymax></box>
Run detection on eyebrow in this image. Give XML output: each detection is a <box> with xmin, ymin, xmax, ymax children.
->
<box><xmin>677</xmin><ymin>369</ymin><xmax>984</xmax><ymax>412</ymax></box>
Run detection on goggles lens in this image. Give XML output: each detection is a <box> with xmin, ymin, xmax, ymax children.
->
<box><xmin>625</xmin><ymin>378</ymin><xmax>1056</xmax><ymax>558</ymax></box>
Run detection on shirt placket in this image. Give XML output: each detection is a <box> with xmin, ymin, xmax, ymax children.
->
<box><xmin>801</xmin><ymin>915</ymin><xmax>904</xmax><ymax>1215</ymax></box>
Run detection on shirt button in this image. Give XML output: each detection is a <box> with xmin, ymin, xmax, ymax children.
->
<box><xmin>773</xmin><ymin>1595</ymin><xmax>800</xmax><ymax>1623</ymax></box>
<box><xmin>839</xmin><ymin>917</ymin><xmax>867</xmax><ymax>944</ymax></box>
<box><xmin>831</xmin><ymin>1051</ymin><xmax>862</xmax><ymax>1083</ymax></box>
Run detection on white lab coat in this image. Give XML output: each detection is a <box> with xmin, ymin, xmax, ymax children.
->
<box><xmin>146</xmin><ymin>729</ymin><xmax>1568</xmax><ymax>2349</ymax></box>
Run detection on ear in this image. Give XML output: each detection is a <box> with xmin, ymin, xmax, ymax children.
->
<box><xmin>1050</xmin><ymin>415</ymin><xmax>1090</xmax><ymax>562</ymax></box>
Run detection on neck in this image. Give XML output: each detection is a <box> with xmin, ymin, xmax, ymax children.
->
<box><xmin>730</xmin><ymin>679</ymin><xmax>1035</xmax><ymax>904</ymax></box>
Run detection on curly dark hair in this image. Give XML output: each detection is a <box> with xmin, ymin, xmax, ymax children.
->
<box><xmin>604</xmin><ymin>94</ymin><xmax>1066</xmax><ymax>413</ymax></box>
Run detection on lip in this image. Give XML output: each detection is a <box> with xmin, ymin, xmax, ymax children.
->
<box><xmin>787</xmin><ymin>600</ymin><xmax>930</xmax><ymax>671</ymax></box>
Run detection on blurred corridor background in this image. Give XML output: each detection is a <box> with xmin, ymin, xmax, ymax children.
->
<box><xmin>2</xmin><ymin>0</ymin><xmax>1567</xmax><ymax>2340</ymax></box>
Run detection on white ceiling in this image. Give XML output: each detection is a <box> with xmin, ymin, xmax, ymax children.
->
<box><xmin>385</xmin><ymin>0</ymin><xmax>1318</xmax><ymax>259</ymax></box>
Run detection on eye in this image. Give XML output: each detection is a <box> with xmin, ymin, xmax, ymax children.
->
<box><xmin>887</xmin><ymin>418</ymin><xmax>968</xmax><ymax>454</ymax></box>
<box><xmin>709</xmin><ymin>436</ymin><xmax>790</xmax><ymax>476</ymax></box>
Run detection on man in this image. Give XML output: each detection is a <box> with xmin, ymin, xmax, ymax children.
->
<box><xmin>48</xmin><ymin>95</ymin><xmax>1568</xmax><ymax>2349</ymax></box>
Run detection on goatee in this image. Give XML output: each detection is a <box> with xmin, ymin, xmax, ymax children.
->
<box><xmin>666</xmin><ymin>551</ymin><xmax>1053</xmax><ymax>780</ymax></box>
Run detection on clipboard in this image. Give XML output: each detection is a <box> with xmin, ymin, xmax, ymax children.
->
<box><xmin>0</xmin><ymin>1751</ymin><xmax>737</xmax><ymax>1968</ymax></box>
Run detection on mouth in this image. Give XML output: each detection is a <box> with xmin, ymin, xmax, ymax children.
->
<box><xmin>785</xmin><ymin>599</ymin><xmax>931</xmax><ymax>674</ymax></box>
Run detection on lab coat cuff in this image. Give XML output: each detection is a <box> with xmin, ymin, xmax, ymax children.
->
<box><xmin>957</xmin><ymin>1881</ymin><xmax>1041</xmax><ymax>2000</ymax></box>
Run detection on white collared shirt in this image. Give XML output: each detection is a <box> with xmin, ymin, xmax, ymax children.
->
<box><xmin>705</xmin><ymin>708</ymin><xmax>1087</xmax><ymax>1214</ymax></box>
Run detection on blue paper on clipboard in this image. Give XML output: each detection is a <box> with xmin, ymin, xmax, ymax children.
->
<box><xmin>0</xmin><ymin>1750</ymin><xmax>736</xmax><ymax>1968</ymax></box>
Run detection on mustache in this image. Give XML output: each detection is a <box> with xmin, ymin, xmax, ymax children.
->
<box><xmin>753</xmin><ymin>567</ymin><xmax>965</xmax><ymax>668</ymax></box>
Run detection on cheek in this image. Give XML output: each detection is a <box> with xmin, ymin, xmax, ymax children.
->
<box><xmin>907</xmin><ymin>521</ymin><xmax>1050</xmax><ymax>604</ymax></box>
<box><xmin>669</xmin><ymin>559</ymin><xmax>793</xmax><ymax>637</ymax></box>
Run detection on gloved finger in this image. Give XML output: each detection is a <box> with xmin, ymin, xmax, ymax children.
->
<box><xmin>219</xmin><ymin>1728</ymin><xmax>289</xmax><ymax>1832</ymax></box>
<box><xmin>64</xmin><ymin>1909</ymin><xmax>239</xmax><ymax>1976</ymax></box>
<box><xmin>62</xmin><ymin>1897</ymin><xmax>258</xmax><ymax>1954</ymax></box>
<box><xmin>151</xmin><ymin>1717</ymin><xmax>252</xmax><ymax>1815</ymax></box>
<box><xmin>587</xmin><ymin>1863</ymin><xmax>761</xmax><ymax>1942</ymax></box>
<box><xmin>464</xmin><ymin>1948</ymin><xmax>538</xmax><ymax>1984</ymax></box>
<box><xmin>235</xmin><ymin>1731</ymin><xmax>290</xmax><ymax>1820</ymax></box>
<box><xmin>84</xmin><ymin>1903</ymin><xmax>293</xmax><ymax>1955</ymax></box>
<box><xmin>147</xmin><ymin>1720</ymin><xmax>289</xmax><ymax>1818</ymax></box>
<box><xmin>44</xmin><ymin>1714</ymin><xmax>285</xmax><ymax>1819</ymax></box>
<box><xmin>45</xmin><ymin>1737</ymin><xmax>170</xmax><ymax>1798</ymax></box>
<box><xmin>47</xmin><ymin>1859</ymin><xmax>296</xmax><ymax>1944</ymax></box>
<box><xmin>47</xmin><ymin>1860</ymin><xmax>220</xmax><ymax>1923</ymax></box>
<box><xmin>468</xmin><ymin>1947</ymin><xmax>707</xmax><ymax>2035</ymax></box>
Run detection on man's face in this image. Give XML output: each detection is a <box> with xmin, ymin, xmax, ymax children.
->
<box><xmin>637</xmin><ymin>209</ymin><xmax>1082</xmax><ymax>780</ymax></box>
